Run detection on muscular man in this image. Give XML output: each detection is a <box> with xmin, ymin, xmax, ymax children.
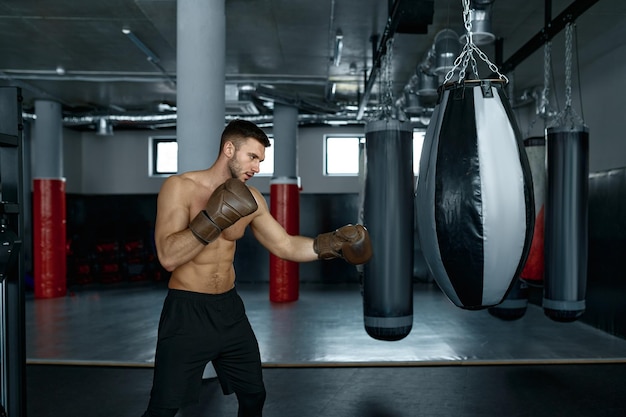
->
<box><xmin>142</xmin><ymin>119</ymin><xmax>372</xmax><ymax>417</ymax></box>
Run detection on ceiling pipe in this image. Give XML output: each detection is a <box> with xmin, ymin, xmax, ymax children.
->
<box><xmin>22</xmin><ymin>108</ymin><xmax>380</xmax><ymax>132</ymax></box>
<box><xmin>2</xmin><ymin>70</ymin><xmax>331</xmax><ymax>87</ymax></box>
<box><xmin>62</xmin><ymin>112</ymin><xmax>178</xmax><ymax>127</ymax></box>
<box><xmin>2</xmin><ymin>70</ymin><xmax>173</xmax><ymax>83</ymax></box>
<box><xmin>122</xmin><ymin>28</ymin><xmax>176</xmax><ymax>88</ymax></box>
<box><xmin>0</xmin><ymin>70</ymin><xmax>71</xmax><ymax>106</ymax></box>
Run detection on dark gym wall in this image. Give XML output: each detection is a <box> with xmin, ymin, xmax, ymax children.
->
<box><xmin>65</xmin><ymin>192</ymin><xmax>363</xmax><ymax>286</ymax></box>
<box><xmin>584</xmin><ymin>167</ymin><xmax>626</xmax><ymax>338</ymax></box>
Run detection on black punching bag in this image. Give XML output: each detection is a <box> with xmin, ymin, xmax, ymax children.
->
<box><xmin>362</xmin><ymin>119</ymin><xmax>414</xmax><ymax>341</ymax></box>
<box><xmin>416</xmin><ymin>80</ymin><xmax>535</xmax><ymax>309</ymax></box>
<box><xmin>543</xmin><ymin>125</ymin><xmax>589</xmax><ymax>322</ymax></box>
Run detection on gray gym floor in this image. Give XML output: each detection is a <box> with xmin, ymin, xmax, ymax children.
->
<box><xmin>24</xmin><ymin>281</ymin><xmax>626</xmax><ymax>416</ymax></box>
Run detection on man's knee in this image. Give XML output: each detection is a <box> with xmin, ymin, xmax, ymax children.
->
<box><xmin>141</xmin><ymin>405</ymin><xmax>178</xmax><ymax>417</ymax></box>
<box><xmin>236</xmin><ymin>390</ymin><xmax>266</xmax><ymax>417</ymax></box>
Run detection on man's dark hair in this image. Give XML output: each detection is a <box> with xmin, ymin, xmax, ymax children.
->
<box><xmin>221</xmin><ymin>119</ymin><xmax>271</xmax><ymax>150</ymax></box>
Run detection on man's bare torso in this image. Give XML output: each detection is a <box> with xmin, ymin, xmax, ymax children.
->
<box><xmin>164</xmin><ymin>171</ymin><xmax>258</xmax><ymax>294</ymax></box>
<box><xmin>168</xmin><ymin>216</ymin><xmax>252</xmax><ymax>294</ymax></box>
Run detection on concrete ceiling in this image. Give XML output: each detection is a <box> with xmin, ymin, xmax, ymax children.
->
<box><xmin>0</xmin><ymin>0</ymin><xmax>623</xmax><ymax>130</ymax></box>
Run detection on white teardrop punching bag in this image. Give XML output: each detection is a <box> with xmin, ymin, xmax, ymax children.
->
<box><xmin>488</xmin><ymin>138</ymin><xmax>543</xmax><ymax>320</ymax></box>
<box><xmin>416</xmin><ymin>79</ymin><xmax>535</xmax><ymax>309</ymax></box>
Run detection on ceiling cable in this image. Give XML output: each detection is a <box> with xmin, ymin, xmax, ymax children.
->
<box><xmin>122</xmin><ymin>28</ymin><xmax>176</xmax><ymax>88</ymax></box>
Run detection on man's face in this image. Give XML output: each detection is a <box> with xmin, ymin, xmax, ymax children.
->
<box><xmin>228</xmin><ymin>138</ymin><xmax>266</xmax><ymax>181</ymax></box>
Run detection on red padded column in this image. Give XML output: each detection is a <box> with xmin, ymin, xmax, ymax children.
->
<box><xmin>33</xmin><ymin>99</ymin><xmax>66</xmax><ymax>299</ymax></box>
<box><xmin>269</xmin><ymin>177</ymin><xmax>300</xmax><ymax>302</ymax></box>
<box><xmin>33</xmin><ymin>178</ymin><xmax>67</xmax><ymax>298</ymax></box>
<box><xmin>520</xmin><ymin>136</ymin><xmax>546</xmax><ymax>283</ymax></box>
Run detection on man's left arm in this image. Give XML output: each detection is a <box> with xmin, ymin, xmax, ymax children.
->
<box><xmin>248</xmin><ymin>188</ymin><xmax>372</xmax><ymax>265</ymax></box>
<box><xmin>248</xmin><ymin>189</ymin><xmax>318</xmax><ymax>262</ymax></box>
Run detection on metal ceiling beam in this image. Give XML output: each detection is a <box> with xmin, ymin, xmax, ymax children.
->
<box><xmin>498</xmin><ymin>0</ymin><xmax>601</xmax><ymax>75</ymax></box>
<box><xmin>0</xmin><ymin>70</ymin><xmax>71</xmax><ymax>106</ymax></box>
<box><xmin>355</xmin><ymin>0</ymin><xmax>405</xmax><ymax>120</ymax></box>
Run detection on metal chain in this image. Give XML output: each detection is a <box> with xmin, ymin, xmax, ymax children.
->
<box><xmin>552</xmin><ymin>22</ymin><xmax>584</xmax><ymax>129</ymax></box>
<box><xmin>540</xmin><ymin>41</ymin><xmax>552</xmax><ymax>115</ymax></box>
<box><xmin>526</xmin><ymin>41</ymin><xmax>555</xmax><ymax>137</ymax></box>
<box><xmin>564</xmin><ymin>23</ymin><xmax>573</xmax><ymax>109</ymax></box>
<box><xmin>463</xmin><ymin>0</ymin><xmax>472</xmax><ymax>36</ymax></box>
<box><xmin>377</xmin><ymin>37</ymin><xmax>395</xmax><ymax>118</ymax></box>
<box><xmin>444</xmin><ymin>0</ymin><xmax>508</xmax><ymax>84</ymax></box>
<box><xmin>386</xmin><ymin>37</ymin><xmax>394</xmax><ymax>108</ymax></box>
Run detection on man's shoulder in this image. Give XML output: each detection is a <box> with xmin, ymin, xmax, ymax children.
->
<box><xmin>159</xmin><ymin>172</ymin><xmax>204</xmax><ymax>198</ymax></box>
<box><xmin>166</xmin><ymin>170</ymin><xmax>211</xmax><ymax>186</ymax></box>
<box><xmin>246</xmin><ymin>184</ymin><xmax>265</xmax><ymax>202</ymax></box>
<box><xmin>245</xmin><ymin>185</ymin><xmax>270</xmax><ymax>219</ymax></box>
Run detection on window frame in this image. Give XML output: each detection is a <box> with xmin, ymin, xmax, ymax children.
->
<box><xmin>323</xmin><ymin>134</ymin><xmax>363</xmax><ymax>176</ymax></box>
<box><xmin>256</xmin><ymin>136</ymin><xmax>275</xmax><ymax>176</ymax></box>
<box><xmin>324</xmin><ymin>131</ymin><xmax>426</xmax><ymax>176</ymax></box>
<box><xmin>150</xmin><ymin>136</ymin><xmax>178</xmax><ymax>177</ymax></box>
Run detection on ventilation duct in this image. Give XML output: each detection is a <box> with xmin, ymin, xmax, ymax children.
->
<box><xmin>460</xmin><ymin>0</ymin><xmax>496</xmax><ymax>46</ymax></box>
<box><xmin>26</xmin><ymin>110</ymin><xmax>370</xmax><ymax>132</ymax></box>
<box><xmin>62</xmin><ymin>112</ymin><xmax>178</xmax><ymax>131</ymax></box>
<box><xmin>433</xmin><ymin>29</ymin><xmax>461</xmax><ymax>75</ymax></box>
<box><xmin>395</xmin><ymin>42</ymin><xmax>441</xmax><ymax>121</ymax></box>
<box><xmin>225</xmin><ymin>83</ymin><xmax>261</xmax><ymax>115</ymax></box>
<box><xmin>96</xmin><ymin>118</ymin><xmax>113</xmax><ymax>136</ymax></box>
<box><xmin>416</xmin><ymin>70</ymin><xmax>438</xmax><ymax>97</ymax></box>
<box><xmin>403</xmin><ymin>89</ymin><xmax>423</xmax><ymax>115</ymax></box>
<box><xmin>253</xmin><ymin>85</ymin><xmax>340</xmax><ymax>114</ymax></box>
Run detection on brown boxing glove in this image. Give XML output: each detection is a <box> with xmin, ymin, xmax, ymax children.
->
<box><xmin>189</xmin><ymin>178</ymin><xmax>258</xmax><ymax>245</ymax></box>
<box><xmin>313</xmin><ymin>224</ymin><xmax>373</xmax><ymax>265</ymax></box>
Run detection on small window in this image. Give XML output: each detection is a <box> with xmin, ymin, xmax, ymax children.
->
<box><xmin>151</xmin><ymin>137</ymin><xmax>178</xmax><ymax>176</ymax></box>
<box><xmin>257</xmin><ymin>137</ymin><xmax>275</xmax><ymax>176</ymax></box>
<box><xmin>324</xmin><ymin>132</ymin><xmax>425</xmax><ymax>176</ymax></box>
<box><xmin>325</xmin><ymin>136</ymin><xmax>361</xmax><ymax>175</ymax></box>
<box><xmin>150</xmin><ymin>136</ymin><xmax>275</xmax><ymax>177</ymax></box>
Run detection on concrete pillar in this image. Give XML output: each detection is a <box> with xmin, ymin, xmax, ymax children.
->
<box><xmin>177</xmin><ymin>0</ymin><xmax>226</xmax><ymax>380</ymax></box>
<box><xmin>177</xmin><ymin>0</ymin><xmax>225</xmax><ymax>171</ymax></box>
<box><xmin>272</xmin><ymin>104</ymin><xmax>298</xmax><ymax>177</ymax></box>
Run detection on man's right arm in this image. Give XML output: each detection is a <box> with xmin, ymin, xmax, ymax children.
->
<box><xmin>154</xmin><ymin>176</ymin><xmax>205</xmax><ymax>272</ymax></box>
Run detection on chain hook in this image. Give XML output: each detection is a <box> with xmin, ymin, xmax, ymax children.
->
<box><xmin>444</xmin><ymin>0</ymin><xmax>508</xmax><ymax>85</ymax></box>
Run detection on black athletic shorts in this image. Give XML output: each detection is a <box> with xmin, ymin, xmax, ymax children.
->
<box><xmin>148</xmin><ymin>287</ymin><xmax>265</xmax><ymax>409</ymax></box>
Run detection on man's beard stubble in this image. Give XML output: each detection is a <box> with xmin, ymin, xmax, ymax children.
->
<box><xmin>228</xmin><ymin>156</ymin><xmax>243</xmax><ymax>180</ymax></box>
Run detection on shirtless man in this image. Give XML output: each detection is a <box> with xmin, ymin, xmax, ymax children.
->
<box><xmin>142</xmin><ymin>119</ymin><xmax>372</xmax><ymax>417</ymax></box>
